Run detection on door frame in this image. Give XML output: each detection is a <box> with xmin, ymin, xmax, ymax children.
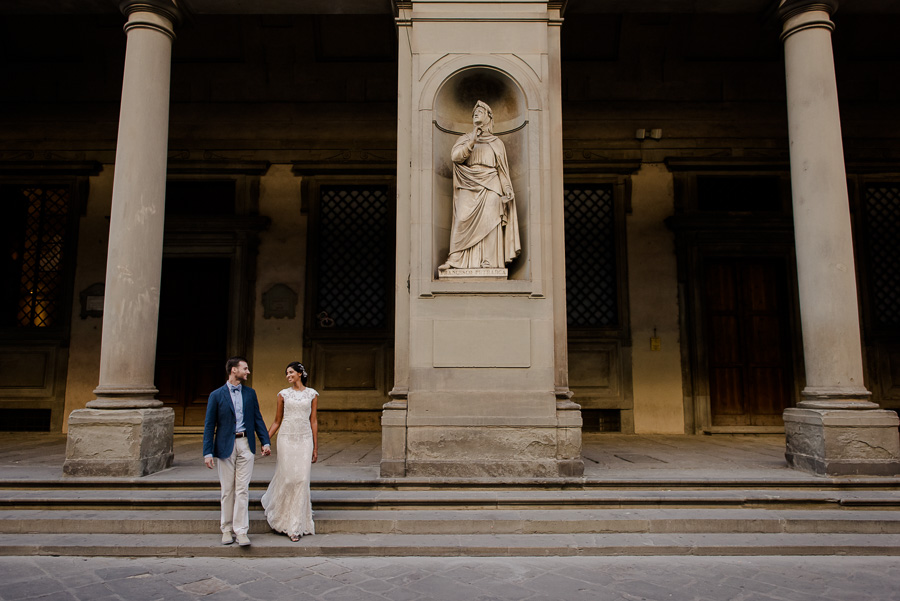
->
<box><xmin>666</xmin><ymin>162</ymin><xmax>805</xmax><ymax>433</ymax></box>
<box><xmin>161</xmin><ymin>164</ymin><xmax>270</xmax><ymax>431</ymax></box>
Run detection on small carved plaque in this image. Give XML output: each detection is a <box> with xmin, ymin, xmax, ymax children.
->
<box><xmin>262</xmin><ymin>284</ymin><xmax>298</xmax><ymax>319</ymax></box>
<box><xmin>439</xmin><ymin>268</ymin><xmax>508</xmax><ymax>279</ymax></box>
<box><xmin>79</xmin><ymin>283</ymin><xmax>105</xmax><ymax>319</ymax></box>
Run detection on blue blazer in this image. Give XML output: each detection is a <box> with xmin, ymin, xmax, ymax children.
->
<box><xmin>202</xmin><ymin>384</ymin><xmax>271</xmax><ymax>458</ymax></box>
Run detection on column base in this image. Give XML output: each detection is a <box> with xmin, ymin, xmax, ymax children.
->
<box><xmin>557</xmin><ymin>403</ymin><xmax>584</xmax><ymax>477</ymax></box>
<box><xmin>784</xmin><ymin>405</ymin><xmax>900</xmax><ymax>476</ymax></box>
<box><xmin>380</xmin><ymin>400</ymin><xmax>408</xmax><ymax>478</ymax></box>
<box><xmin>64</xmin><ymin>407</ymin><xmax>174</xmax><ymax>477</ymax></box>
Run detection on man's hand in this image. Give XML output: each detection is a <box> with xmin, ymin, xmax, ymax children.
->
<box><xmin>261</xmin><ymin>445</ymin><xmax>271</xmax><ymax>456</ymax></box>
<box><xmin>204</xmin><ymin>457</ymin><xmax>215</xmax><ymax>469</ymax></box>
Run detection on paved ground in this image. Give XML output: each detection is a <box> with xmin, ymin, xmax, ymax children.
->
<box><xmin>4</xmin><ymin>432</ymin><xmax>897</xmax><ymax>599</ymax></box>
<box><xmin>1</xmin><ymin>555</ymin><xmax>898</xmax><ymax>601</ymax></box>
<box><xmin>0</xmin><ymin>431</ymin><xmax>809</xmax><ymax>483</ymax></box>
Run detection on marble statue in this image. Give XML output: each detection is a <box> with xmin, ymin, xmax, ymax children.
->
<box><xmin>438</xmin><ymin>100</ymin><xmax>521</xmax><ymax>273</ymax></box>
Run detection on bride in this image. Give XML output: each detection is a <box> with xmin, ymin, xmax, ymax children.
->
<box><xmin>261</xmin><ymin>361</ymin><xmax>318</xmax><ymax>541</ymax></box>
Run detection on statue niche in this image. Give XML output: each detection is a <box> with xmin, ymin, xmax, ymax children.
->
<box><xmin>437</xmin><ymin>100</ymin><xmax>521</xmax><ymax>279</ymax></box>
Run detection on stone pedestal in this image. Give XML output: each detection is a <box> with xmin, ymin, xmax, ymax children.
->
<box><xmin>784</xmin><ymin>403</ymin><xmax>900</xmax><ymax>476</ymax></box>
<box><xmin>438</xmin><ymin>268</ymin><xmax>507</xmax><ymax>280</ymax></box>
<box><xmin>64</xmin><ymin>407</ymin><xmax>174</xmax><ymax>477</ymax></box>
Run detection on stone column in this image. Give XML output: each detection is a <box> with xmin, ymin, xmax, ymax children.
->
<box><xmin>64</xmin><ymin>0</ymin><xmax>180</xmax><ymax>477</ymax></box>
<box><xmin>779</xmin><ymin>0</ymin><xmax>899</xmax><ymax>475</ymax></box>
<box><xmin>548</xmin><ymin>7</ymin><xmax>583</xmax><ymax>477</ymax></box>
<box><xmin>381</xmin><ymin>3</ymin><xmax>414</xmax><ymax>478</ymax></box>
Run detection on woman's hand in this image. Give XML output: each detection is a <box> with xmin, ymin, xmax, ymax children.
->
<box><xmin>311</xmin><ymin>448</ymin><xmax>318</xmax><ymax>463</ymax></box>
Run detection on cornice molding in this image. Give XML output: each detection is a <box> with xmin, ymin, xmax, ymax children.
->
<box><xmin>665</xmin><ymin>156</ymin><xmax>791</xmax><ymax>172</ymax></box>
<box><xmin>291</xmin><ymin>148</ymin><xmax>397</xmax><ymax>176</ymax></box>
<box><xmin>0</xmin><ymin>161</ymin><xmax>103</xmax><ymax>176</ymax></box>
<box><xmin>562</xmin><ymin>150</ymin><xmax>641</xmax><ymax>174</ymax></box>
<box><xmin>166</xmin><ymin>159</ymin><xmax>271</xmax><ymax>175</ymax></box>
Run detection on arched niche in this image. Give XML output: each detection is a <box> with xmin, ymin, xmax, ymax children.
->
<box><xmin>432</xmin><ymin>66</ymin><xmax>530</xmax><ymax>281</ymax></box>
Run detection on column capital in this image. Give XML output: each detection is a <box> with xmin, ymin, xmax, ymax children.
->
<box><xmin>120</xmin><ymin>0</ymin><xmax>182</xmax><ymax>28</ymax></box>
<box><xmin>778</xmin><ymin>0</ymin><xmax>838</xmax><ymax>42</ymax></box>
<box><xmin>778</xmin><ymin>0</ymin><xmax>838</xmax><ymax>23</ymax></box>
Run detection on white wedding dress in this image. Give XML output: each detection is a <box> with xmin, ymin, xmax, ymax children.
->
<box><xmin>261</xmin><ymin>386</ymin><xmax>316</xmax><ymax>538</ymax></box>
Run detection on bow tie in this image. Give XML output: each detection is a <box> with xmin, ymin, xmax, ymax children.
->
<box><xmin>229</xmin><ymin>386</ymin><xmax>241</xmax><ymax>394</ymax></box>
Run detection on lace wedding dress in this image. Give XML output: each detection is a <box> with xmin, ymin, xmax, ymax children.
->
<box><xmin>261</xmin><ymin>386</ymin><xmax>316</xmax><ymax>538</ymax></box>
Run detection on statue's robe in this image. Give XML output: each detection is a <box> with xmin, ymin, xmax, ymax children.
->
<box><xmin>444</xmin><ymin>132</ymin><xmax>521</xmax><ymax>270</ymax></box>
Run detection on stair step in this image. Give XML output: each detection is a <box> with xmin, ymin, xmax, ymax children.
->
<box><xmin>2</xmin><ymin>508</ymin><xmax>900</xmax><ymax>535</ymax></box>
<box><xmin>2</xmin><ymin>532</ymin><xmax>899</xmax><ymax>557</ymax></box>
<box><xmin>2</xmin><ymin>488</ymin><xmax>899</xmax><ymax>510</ymax></box>
<box><xmin>4</xmin><ymin>476</ymin><xmax>900</xmax><ymax>490</ymax></box>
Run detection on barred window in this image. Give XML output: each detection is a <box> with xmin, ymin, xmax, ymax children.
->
<box><xmin>564</xmin><ymin>184</ymin><xmax>618</xmax><ymax>329</ymax></box>
<box><xmin>314</xmin><ymin>185</ymin><xmax>391</xmax><ymax>330</ymax></box>
<box><xmin>865</xmin><ymin>183</ymin><xmax>900</xmax><ymax>328</ymax></box>
<box><xmin>2</xmin><ymin>186</ymin><xmax>71</xmax><ymax>328</ymax></box>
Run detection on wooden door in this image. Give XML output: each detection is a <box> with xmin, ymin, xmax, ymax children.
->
<box><xmin>703</xmin><ymin>258</ymin><xmax>793</xmax><ymax>426</ymax></box>
<box><xmin>155</xmin><ymin>257</ymin><xmax>230</xmax><ymax>427</ymax></box>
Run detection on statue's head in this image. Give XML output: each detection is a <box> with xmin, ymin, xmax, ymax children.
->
<box><xmin>473</xmin><ymin>100</ymin><xmax>494</xmax><ymax>134</ymax></box>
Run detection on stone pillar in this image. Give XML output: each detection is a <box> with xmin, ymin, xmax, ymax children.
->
<box><xmin>380</xmin><ymin>5</ymin><xmax>414</xmax><ymax>478</ymax></box>
<box><xmin>779</xmin><ymin>0</ymin><xmax>900</xmax><ymax>475</ymax></box>
<box><xmin>64</xmin><ymin>0</ymin><xmax>180</xmax><ymax>477</ymax></box>
<box><xmin>385</xmin><ymin>1</ymin><xmax>580</xmax><ymax>478</ymax></box>
<box><xmin>548</xmin><ymin>8</ymin><xmax>583</xmax><ymax>477</ymax></box>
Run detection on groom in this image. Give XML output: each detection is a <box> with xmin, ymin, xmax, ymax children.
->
<box><xmin>203</xmin><ymin>356</ymin><xmax>271</xmax><ymax>546</ymax></box>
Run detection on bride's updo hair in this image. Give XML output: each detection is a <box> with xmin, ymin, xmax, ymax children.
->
<box><xmin>286</xmin><ymin>361</ymin><xmax>308</xmax><ymax>385</ymax></box>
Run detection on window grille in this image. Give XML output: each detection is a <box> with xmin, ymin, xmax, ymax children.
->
<box><xmin>865</xmin><ymin>184</ymin><xmax>900</xmax><ymax>328</ymax></box>
<box><xmin>316</xmin><ymin>185</ymin><xmax>390</xmax><ymax>330</ymax></box>
<box><xmin>564</xmin><ymin>184</ymin><xmax>618</xmax><ymax>328</ymax></box>
<box><xmin>7</xmin><ymin>187</ymin><xmax>71</xmax><ymax>328</ymax></box>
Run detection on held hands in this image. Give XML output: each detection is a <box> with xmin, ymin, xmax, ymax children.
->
<box><xmin>261</xmin><ymin>445</ymin><xmax>271</xmax><ymax>456</ymax></box>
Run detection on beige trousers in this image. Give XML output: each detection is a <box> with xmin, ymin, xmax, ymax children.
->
<box><xmin>217</xmin><ymin>436</ymin><xmax>254</xmax><ymax>535</ymax></box>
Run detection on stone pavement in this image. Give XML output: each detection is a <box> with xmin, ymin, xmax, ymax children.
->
<box><xmin>1</xmin><ymin>555</ymin><xmax>898</xmax><ymax>601</ymax></box>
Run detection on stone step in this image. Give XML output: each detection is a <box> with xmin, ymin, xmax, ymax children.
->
<box><xmin>2</xmin><ymin>508</ymin><xmax>900</xmax><ymax>535</ymax></box>
<box><xmin>2</xmin><ymin>532</ymin><xmax>899</xmax><ymax>558</ymax></box>
<box><xmin>2</xmin><ymin>487</ymin><xmax>899</xmax><ymax>510</ymax></box>
<box><xmin>4</xmin><ymin>476</ymin><xmax>900</xmax><ymax>490</ymax></box>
